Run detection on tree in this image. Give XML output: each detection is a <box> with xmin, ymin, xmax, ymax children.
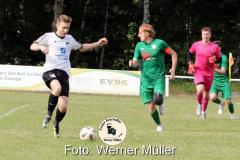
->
<box><xmin>142</xmin><ymin>0</ymin><xmax>150</xmax><ymax>24</ymax></box>
<box><xmin>52</xmin><ymin>0</ymin><xmax>64</xmax><ymax>31</ymax></box>
<box><xmin>0</xmin><ymin>0</ymin><xmax>239</xmax><ymax>76</ymax></box>
<box><xmin>99</xmin><ymin>0</ymin><xmax>109</xmax><ymax>69</ymax></box>
<box><xmin>80</xmin><ymin>0</ymin><xmax>90</xmax><ymax>31</ymax></box>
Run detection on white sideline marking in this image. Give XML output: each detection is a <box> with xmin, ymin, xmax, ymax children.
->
<box><xmin>0</xmin><ymin>105</ymin><xmax>29</xmax><ymax>120</ymax></box>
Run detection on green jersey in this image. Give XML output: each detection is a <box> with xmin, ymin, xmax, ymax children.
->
<box><xmin>213</xmin><ymin>53</ymin><xmax>229</xmax><ymax>85</ymax></box>
<box><xmin>133</xmin><ymin>39</ymin><xmax>171</xmax><ymax>83</ymax></box>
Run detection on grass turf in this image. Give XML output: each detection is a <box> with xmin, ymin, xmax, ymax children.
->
<box><xmin>0</xmin><ymin>90</ymin><xmax>239</xmax><ymax>160</ymax></box>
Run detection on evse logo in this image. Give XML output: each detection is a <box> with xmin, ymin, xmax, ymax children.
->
<box><xmin>100</xmin><ymin>78</ymin><xmax>128</xmax><ymax>86</ymax></box>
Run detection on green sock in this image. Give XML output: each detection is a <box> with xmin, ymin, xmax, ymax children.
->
<box><xmin>213</xmin><ymin>98</ymin><xmax>221</xmax><ymax>104</ymax></box>
<box><xmin>150</xmin><ymin>110</ymin><xmax>161</xmax><ymax>125</ymax></box>
<box><xmin>228</xmin><ymin>103</ymin><xmax>234</xmax><ymax>113</ymax></box>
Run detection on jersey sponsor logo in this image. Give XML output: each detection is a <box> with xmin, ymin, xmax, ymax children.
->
<box><xmin>152</xmin><ymin>44</ymin><xmax>157</xmax><ymax>49</ymax></box>
<box><xmin>144</xmin><ymin>57</ymin><xmax>156</xmax><ymax>61</ymax></box>
<box><xmin>141</xmin><ymin>48</ymin><xmax>144</xmax><ymax>50</ymax></box>
<box><xmin>60</xmin><ymin>48</ymin><xmax>66</xmax><ymax>54</ymax></box>
<box><xmin>66</xmin><ymin>42</ymin><xmax>69</xmax><ymax>45</ymax></box>
<box><xmin>142</xmin><ymin>53</ymin><xmax>151</xmax><ymax>61</ymax></box>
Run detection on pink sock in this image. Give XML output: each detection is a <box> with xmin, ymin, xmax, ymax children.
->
<box><xmin>196</xmin><ymin>93</ymin><xmax>203</xmax><ymax>105</ymax></box>
<box><xmin>202</xmin><ymin>97</ymin><xmax>209</xmax><ymax>112</ymax></box>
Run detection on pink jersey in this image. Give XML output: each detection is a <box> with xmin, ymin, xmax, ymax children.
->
<box><xmin>189</xmin><ymin>41</ymin><xmax>221</xmax><ymax>74</ymax></box>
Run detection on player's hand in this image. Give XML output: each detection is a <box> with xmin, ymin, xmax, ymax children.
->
<box><xmin>129</xmin><ymin>60</ymin><xmax>133</xmax><ymax>67</ymax></box>
<box><xmin>214</xmin><ymin>64</ymin><xmax>219</xmax><ymax>69</ymax></box>
<box><xmin>97</xmin><ymin>38</ymin><xmax>108</xmax><ymax>46</ymax></box>
<box><xmin>209</xmin><ymin>56</ymin><xmax>216</xmax><ymax>63</ymax></box>
<box><xmin>188</xmin><ymin>63</ymin><xmax>195</xmax><ymax>74</ymax></box>
<box><xmin>169</xmin><ymin>69</ymin><xmax>175</xmax><ymax>79</ymax></box>
<box><xmin>40</xmin><ymin>46</ymin><xmax>49</xmax><ymax>54</ymax></box>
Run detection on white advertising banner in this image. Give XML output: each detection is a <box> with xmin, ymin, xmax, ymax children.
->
<box><xmin>70</xmin><ymin>68</ymin><xmax>140</xmax><ymax>95</ymax></box>
<box><xmin>0</xmin><ymin>65</ymin><xmax>140</xmax><ymax>95</ymax></box>
<box><xmin>0</xmin><ymin>65</ymin><xmax>47</xmax><ymax>90</ymax></box>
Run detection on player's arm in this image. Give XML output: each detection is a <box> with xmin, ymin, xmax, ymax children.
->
<box><xmin>129</xmin><ymin>43</ymin><xmax>141</xmax><ymax>68</ymax></box>
<box><xmin>79</xmin><ymin>38</ymin><xmax>108</xmax><ymax>52</ymax></box>
<box><xmin>187</xmin><ymin>51</ymin><xmax>194</xmax><ymax>62</ymax></box>
<box><xmin>167</xmin><ymin>49</ymin><xmax>177</xmax><ymax>79</ymax></box>
<box><xmin>209</xmin><ymin>47</ymin><xmax>222</xmax><ymax>63</ymax></box>
<box><xmin>129</xmin><ymin>60</ymin><xmax>139</xmax><ymax>68</ymax></box>
<box><xmin>209</xmin><ymin>56</ymin><xmax>222</xmax><ymax>63</ymax></box>
<box><xmin>30</xmin><ymin>42</ymin><xmax>49</xmax><ymax>54</ymax></box>
<box><xmin>214</xmin><ymin>66</ymin><xmax>226</xmax><ymax>75</ymax></box>
<box><xmin>214</xmin><ymin>54</ymin><xmax>227</xmax><ymax>75</ymax></box>
<box><xmin>187</xmin><ymin>51</ymin><xmax>195</xmax><ymax>74</ymax></box>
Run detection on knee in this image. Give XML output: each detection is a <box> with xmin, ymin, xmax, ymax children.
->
<box><xmin>50</xmin><ymin>80</ymin><xmax>62</xmax><ymax>96</ymax></box>
<box><xmin>226</xmin><ymin>99</ymin><xmax>232</xmax><ymax>105</ymax></box>
<box><xmin>153</xmin><ymin>93</ymin><xmax>163</xmax><ymax>105</ymax></box>
<box><xmin>196</xmin><ymin>86</ymin><xmax>204</xmax><ymax>95</ymax></box>
<box><xmin>52</xmin><ymin>85</ymin><xmax>62</xmax><ymax>96</ymax></box>
<box><xmin>59</xmin><ymin>105</ymin><xmax>67</xmax><ymax>113</ymax></box>
<box><xmin>203</xmin><ymin>91</ymin><xmax>209</xmax><ymax>99</ymax></box>
<box><xmin>58</xmin><ymin>96</ymin><xmax>68</xmax><ymax>112</ymax></box>
<box><xmin>148</xmin><ymin>101</ymin><xmax>156</xmax><ymax>114</ymax></box>
<box><xmin>209</xmin><ymin>94</ymin><xmax>216</xmax><ymax>101</ymax></box>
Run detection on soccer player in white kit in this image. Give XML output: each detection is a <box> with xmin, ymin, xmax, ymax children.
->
<box><xmin>30</xmin><ymin>15</ymin><xmax>108</xmax><ymax>138</ymax></box>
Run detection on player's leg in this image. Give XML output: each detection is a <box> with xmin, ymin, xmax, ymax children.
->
<box><xmin>194</xmin><ymin>71</ymin><xmax>205</xmax><ymax>116</ymax></box>
<box><xmin>52</xmin><ymin>69</ymin><xmax>70</xmax><ymax>138</ymax></box>
<box><xmin>211</xmin><ymin>93</ymin><xmax>225</xmax><ymax>115</ymax></box>
<box><xmin>43</xmin><ymin>80</ymin><xmax>61</xmax><ymax>128</ymax></box>
<box><xmin>42</xmin><ymin>71</ymin><xmax>61</xmax><ymax>128</ymax></box>
<box><xmin>201</xmin><ymin>90</ymin><xmax>210</xmax><ymax>119</ymax></box>
<box><xmin>148</xmin><ymin>101</ymin><xmax>160</xmax><ymax>125</ymax></box>
<box><xmin>209</xmin><ymin>86</ymin><xmax>224</xmax><ymax>114</ymax></box>
<box><xmin>148</xmin><ymin>101</ymin><xmax>163</xmax><ymax>131</ymax></box>
<box><xmin>153</xmin><ymin>93</ymin><xmax>165</xmax><ymax>115</ymax></box>
<box><xmin>222</xmin><ymin>83</ymin><xmax>235</xmax><ymax>119</ymax></box>
<box><xmin>153</xmin><ymin>81</ymin><xmax>165</xmax><ymax>115</ymax></box>
<box><xmin>201</xmin><ymin>75</ymin><xmax>214</xmax><ymax>119</ymax></box>
<box><xmin>226</xmin><ymin>99</ymin><xmax>235</xmax><ymax>119</ymax></box>
<box><xmin>209</xmin><ymin>92</ymin><xmax>217</xmax><ymax>101</ymax></box>
<box><xmin>140</xmin><ymin>84</ymin><xmax>162</xmax><ymax>131</ymax></box>
<box><xmin>226</xmin><ymin>99</ymin><xmax>234</xmax><ymax>113</ymax></box>
<box><xmin>53</xmin><ymin>96</ymin><xmax>68</xmax><ymax>138</ymax></box>
<box><xmin>196</xmin><ymin>83</ymin><xmax>204</xmax><ymax>116</ymax></box>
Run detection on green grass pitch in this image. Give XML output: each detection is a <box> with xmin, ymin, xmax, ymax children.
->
<box><xmin>0</xmin><ymin>90</ymin><xmax>239</xmax><ymax>160</ymax></box>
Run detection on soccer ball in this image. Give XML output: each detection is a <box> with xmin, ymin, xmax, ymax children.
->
<box><xmin>80</xmin><ymin>126</ymin><xmax>96</xmax><ymax>140</ymax></box>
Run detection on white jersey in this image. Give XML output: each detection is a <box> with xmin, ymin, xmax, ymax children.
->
<box><xmin>34</xmin><ymin>32</ymin><xmax>82</xmax><ymax>76</ymax></box>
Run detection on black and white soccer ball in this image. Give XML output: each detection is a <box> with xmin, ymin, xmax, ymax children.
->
<box><xmin>80</xmin><ymin>126</ymin><xmax>96</xmax><ymax>141</ymax></box>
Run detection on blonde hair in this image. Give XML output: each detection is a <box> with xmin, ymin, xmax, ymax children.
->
<box><xmin>139</xmin><ymin>24</ymin><xmax>156</xmax><ymax>38</ymax></box>
<box><xmin>56</xmin><ymin>15</ymin><xmax>72</xmax><ymax>24</ymax></box>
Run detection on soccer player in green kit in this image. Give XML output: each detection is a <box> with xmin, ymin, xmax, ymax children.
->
<box><xmin>209</xmin><ymin>41</ymin><xmax>235</xmax><ymax>119</ymax></box>
<box><xmin>129</xmin><ymin>24</ymin><xmax>177</xmax><ymax>131</ymax></box>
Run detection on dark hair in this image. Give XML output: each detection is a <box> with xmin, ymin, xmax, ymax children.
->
<box><xmin>213</xmin><ymin>40</ymin><xmax>222</xmax><ymax>48</ymax></box>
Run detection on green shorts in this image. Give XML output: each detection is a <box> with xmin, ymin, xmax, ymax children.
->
<box><xmin>210</xmin><ymin>82</ymin><xmax>232</xmax><ymax>99</ymax></box>
<box><xmin>140</xmin><ymin>79</ymin><xmax>165</xmax><ymax>104</ymax></box>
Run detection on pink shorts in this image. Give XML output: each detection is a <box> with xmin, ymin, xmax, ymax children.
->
<box><xmin>194</xmin><ymin>69</ymin><xmax>213</xmax><ymax>91</ymax></box>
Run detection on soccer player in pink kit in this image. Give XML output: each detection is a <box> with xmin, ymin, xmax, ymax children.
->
<box><xmin>188</xmin><ymin>27</ymin><xmax>222</xmax><ymax>119</ymax></box>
